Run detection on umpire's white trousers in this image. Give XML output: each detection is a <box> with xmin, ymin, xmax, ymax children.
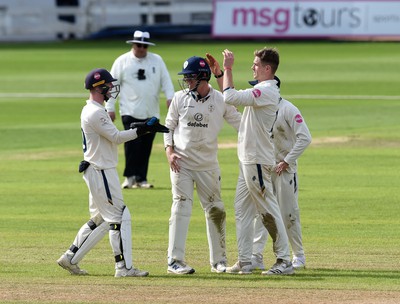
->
<box><xmin>234</xmin><ymin>163</ymin><xmax>290</xmax><ymax>263</ymax></box>
<box><xmin>168</xmin><ymin>166</ymin><xmax>227</xmax><ymax>266</ymax></box>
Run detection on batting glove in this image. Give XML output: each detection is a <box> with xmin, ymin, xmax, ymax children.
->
<box><xmin>130</xmin><ymin>117</ymin><xmax>169</xmax><ymax>136</ymax></box>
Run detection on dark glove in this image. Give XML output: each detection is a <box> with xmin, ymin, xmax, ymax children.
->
<box><xmin>130</xmin><ymin>117</ymin><xmax>169</xmax><ymax>136</ymax></box>
<box><xmin>78</xmin><ymin>160</ymin><xmax>90</xmax><ymax>173</ymax></box>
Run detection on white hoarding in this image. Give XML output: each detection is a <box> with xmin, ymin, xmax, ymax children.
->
<box><xmin>212</xmin><ymin>0</ymin><xmax>400</xmax><ymax>38</ymax></box>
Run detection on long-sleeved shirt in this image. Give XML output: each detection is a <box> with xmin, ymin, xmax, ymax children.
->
<box><xmin>164</xmin><ymin>86</ymin><xmax>242</xmax><ymax>171</ymax></box>
<box><xmin>223</xmin><ymin>79</ymin><xmax>280</xmax><ymax>166</ymax></box>
<box><xmin>105</xmin><ymin>51</ymin><xmax>175</xmax><ymax>119</ymax></box>
<box><xmin>81</xmin><ymin>100</ymin><xmax>138</xmax><ymax>169</ymax></box>
<box><xmin>272</xmin><ymin>98</ymin><xmax>312</xmax><ymax>173</ymax></box>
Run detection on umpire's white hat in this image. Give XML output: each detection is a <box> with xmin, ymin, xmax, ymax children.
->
<box><xmin>126</xmin><ymin>30</ymin><xmax>156</xmax><ymax>46</ymax></box>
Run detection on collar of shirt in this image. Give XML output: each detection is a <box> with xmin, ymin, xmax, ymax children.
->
<box><xmin>190</xmin><ymin>91</ymin><xmax>211</xmax><ymax>103</ymax></box>
<box><xmin>87</xmin><ymin>99</ymin><xmax>106</xmax><ymax>109</ymax></box>
<box><xmin>192</xmin><ymin>84</ymin><xmax>213</xmax><ymax>103</ymax></box>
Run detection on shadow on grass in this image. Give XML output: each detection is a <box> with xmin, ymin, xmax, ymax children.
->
<box><xmin>146</xmin><ymin>268</ymin><xmax>400</xmax><ymax>282</ymax></box>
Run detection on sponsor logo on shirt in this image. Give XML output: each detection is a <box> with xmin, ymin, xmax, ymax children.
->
<box><xmin>187</xmin><ymin>112</ymin><xmax>208</xmax><ymax>128</ymax></box>
<box><xmin>187</xmin><ymin>121</ymin><xmax>209</xmax><ymax>128</ymax></box>
<box><xmin>100</xmin><ymin>117</ymin><xmax>109</xmax><ymax>125</ymax></box>
<box><xmin>295</xmin><ymin>114</ymin><xmax>303</xmax><ymax>123</ymax></box>
<box><xmin>252</xmin><ymin>89</ymin><xmax>261</xmax><ymax>98</ymax></box>
<box><xmin>194</xmin><ymin>113</ymin><xmax>203</xmax><ymax>121</ymax></box>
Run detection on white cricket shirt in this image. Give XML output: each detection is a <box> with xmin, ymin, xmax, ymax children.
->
<box><xmin>164</xmin><ymin>86</ymin><xmax>242</xmax><ymax>171</ymax></box>
<box><xmin>105</xmin><ymin>51</ymin><xmax>175</xmax><ymax>119</ymax></box>
<box><xmin>81</xmin><ymin>100</ymin><xmax>138</xmax><ymax>170</ymax></box>
<box><xmin>272</xmin><ymin>98</ymin><xmax>312</xmax><ymax>173</ymax></box>
<box><xmin>224</xmin><ymin>79</ymin><xmax>280</xmax><ymax>166</ymax></box>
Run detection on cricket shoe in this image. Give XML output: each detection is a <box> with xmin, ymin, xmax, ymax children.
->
<box><xmin>167</xmin><ymin>260</ymin><xmax>195</xmax><ymax>274</ymax></box>
<box><xmin>57</xmin><ymin>253</ymin><xmax>88</xmax><ymax>275</ymax></box>
<box><xmin>211</xmin><ymin>261</ymin><xmax>227</xmax><ymax>273</ymax></box>
<box><xmin>250</xmin><ymin>255</ymin><xmax>265</xmax><ymax>270</ymax></box>
<box><xmin>292</xmin><ymin>256</ymin><xmax>306</xmax><ymax>270</ymax></box>
<box><xmin>226</xmin><ymin>261</ymin><xmax>252</xmax><ymax>275</ymax></box>
<box><xmin>121</xmin><ymin>176</ymin><xmax>137</xmax><ymax>189</ymax></box>
<box><xmin>115</xmin><ymin>266</ymin><xmax>149</xmax><ymax>277</ymax></box>
<box><xmin>262</xmin><ymin>259</ymin><xmax>294</xmax><ymax>276</ymax></box>
<box><xmin>136</xmin><ymin>181</ymin><xmax>154</xmax><ymax>189</ymax></box>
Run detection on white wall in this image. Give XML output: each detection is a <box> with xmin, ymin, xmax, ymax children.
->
<box><xmin>0</xmin><ymin>0</ymin><xmax>212</xmax><ymax>41</ymax></box>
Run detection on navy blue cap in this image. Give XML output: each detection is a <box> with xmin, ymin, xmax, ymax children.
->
<box><xmin>85</xmin><ymin>68</ymin><xmax>117</xmax><ymax>90</ymax></box>
<box><xmin>178</xmin><ymin>56</ymin><xmax>211</xmax><ymax>81</ymax></box>
<box><xmin>178</xmin><ymin>56</ymin><xmax>211</xmax><ymax>75</ymax></box>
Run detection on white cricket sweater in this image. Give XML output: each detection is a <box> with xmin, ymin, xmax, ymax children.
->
<box><xmin>81</xmin><ymin>100</ymin><xmax>138</xmax><ymax>170</ymax></box>
<box><xmin>164</xmin><ymin>86</ymin><xmax>242</xmax><ymax>171</ymax></box>
<box><xmin>272</xmin><ymin>98</ymin><xmax>312</xmax><ymax>173</ymax></box>
<box><xmin>224</xmin><ymin>79</ymin><xmax>280</xmax><ymax>166</ymax></box>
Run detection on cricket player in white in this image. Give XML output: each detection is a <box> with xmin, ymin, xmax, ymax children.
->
<box><xmin>57</xmin><ymin>68</ymin><xmax>168</xmax><ymax>277</ymax></box>
<box><xmin>164</xmin><ymin>56</ymin><xmax>242</xmax><ymax>274</ymax></box>
<box><xmin>252</xmin><ymin>85</ymin><xmax>312</xmax><ymax>270</ymax></box>
<box><xmin>221</xmin><ymin>48</ymin><xmax>293</xmax><ymax>275</ymax></box>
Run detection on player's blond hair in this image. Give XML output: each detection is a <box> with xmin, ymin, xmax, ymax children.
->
<box><xmin>254</xmin><ymin>47</ymin><xmax>279</xmax><ymax>74</ymax></box>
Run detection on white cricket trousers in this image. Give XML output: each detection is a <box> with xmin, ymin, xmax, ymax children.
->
<box><xmin>82</xmin><ymin>166</ymin><xmax>126</xmax><ymax>259</ymax></box>
<box><xmin>253</xmin><ymin>170</ymin><xmax>305</xmax><ymax>258</ymax></box>
<box><xmin>168</xmin><ymin>166</ymin><xmax>227</xmax><ymax>266</ymax></box>
<box><xmin>234</xmin><ymin>163</ymin><xmax>290</xmax><ymax>263</ymax></box>
<box><xmin>84</xmin><ymin>166</ymin><xmax>125</xmax><ymax>223</ymax></box>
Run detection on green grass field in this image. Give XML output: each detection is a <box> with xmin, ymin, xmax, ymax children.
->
<box><xmin>1</xmin><ymin>40</ymin><xmax>400</xmax><ymax>303</ymax></box>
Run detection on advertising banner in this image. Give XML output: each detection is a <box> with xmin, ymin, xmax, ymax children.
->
<box><xmin>212</xmin><ymin>0</ymin><xmax>400</xmax><ymax>39</ymax></box>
